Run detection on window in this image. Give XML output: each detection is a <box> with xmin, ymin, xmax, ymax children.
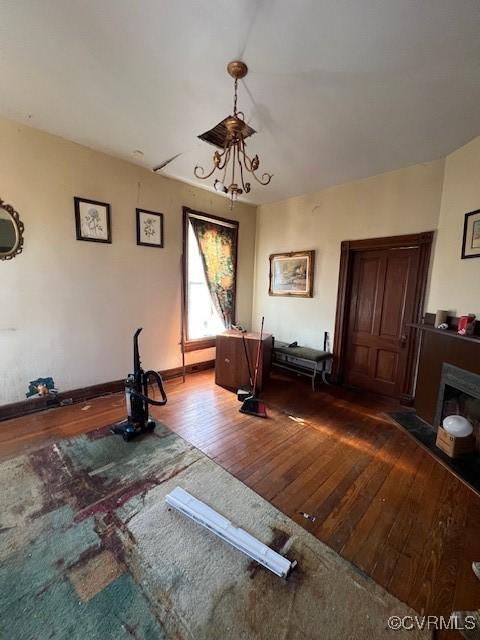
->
<box><xmin>183</xmin><ymin>207</ymin><xmax>239</xmax><ymax>350</ymax></box>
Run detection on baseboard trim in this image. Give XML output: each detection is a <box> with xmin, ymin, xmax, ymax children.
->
<box><xmin>399</xmin><ymin>393</ymin><xmax>415</xmax><ymax>407</ymax></box>
<box><xmin>0</xmin><ymin>359</ymin><xmax>215</xmax><ymax>422</ymax></box>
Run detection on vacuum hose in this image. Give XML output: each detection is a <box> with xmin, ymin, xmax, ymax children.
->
<box><xmin>131</xmin><ymin>370</ymin><xmax>168</xmax><ymax>406</ymax></box>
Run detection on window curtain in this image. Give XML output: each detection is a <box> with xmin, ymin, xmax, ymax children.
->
<box><xmin>188</xmin><ymin>217</ymin><xmax>237</xmax><ymax>329</ymax></box>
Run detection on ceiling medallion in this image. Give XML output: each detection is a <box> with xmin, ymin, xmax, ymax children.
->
<box><xmin>194</xmin><ymin>60</ymin><xmax>273</xmax><ymax>207</ymax></box>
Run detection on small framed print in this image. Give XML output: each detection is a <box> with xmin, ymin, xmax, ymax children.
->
<box><xmin>269</xmin><ymin>250</ymin><xmax>315</xmax><ymax>297</ymax></box>
<box><xmin>461</xmin><ymin>209</ymin><xmax>480</xmax><ymax>259</ymax></box>
<box><xmin>74</xmin><ymin>197</ymin><xmax>111</xmax><ymax>243</ymax></box>
<box><xmin>136</xmin><ymin>209</ymin><xmax>164</xmax><ymax>248</ymax></box>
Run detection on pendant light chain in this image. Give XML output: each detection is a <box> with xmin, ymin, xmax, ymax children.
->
<box><xmin>233</xmin><ymin>77</ymin><xmax>238</xmax><ymax>116</ymax></box>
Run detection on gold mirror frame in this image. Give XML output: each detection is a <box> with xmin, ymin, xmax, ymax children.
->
<box><xmin>0</xmin><ymin>198</ymin><xmax>24</xmax><ymax>261</ymax></box>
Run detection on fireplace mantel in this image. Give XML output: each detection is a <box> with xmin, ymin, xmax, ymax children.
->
<box><xmin>409</xmin><ymin>323</ymin><xmax>480</xmax><ymax>345</ymax></box>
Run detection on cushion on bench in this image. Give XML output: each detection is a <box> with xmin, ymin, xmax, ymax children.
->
<box><xmin>274</xmin><ymin>341</ymin><xmax>331</xmax><ymax>363</ymax></box>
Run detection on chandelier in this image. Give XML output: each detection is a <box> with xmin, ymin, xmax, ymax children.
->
<box><xmin>194</xmin><ymin>61</ymin><xmax>273</xmax><ymax>207</ymax></box>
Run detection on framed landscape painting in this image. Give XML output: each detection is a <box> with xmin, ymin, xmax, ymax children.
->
<box><xmin>74</xmin><ymin>197</ymin><xmax>111</xmax><ymax>243</ymax></box>
<box><xmin>136</xmin><ymin>209</ymin><xmax>164</xmax><ymax>248</ymax></box>
<box><xmin>462</xmin><ymin>209</ymin><xmax>480</xmax><ymax>259</ymax></box>
<box><xmin>269</xmin><ymin>250</ymin><xmax>315</xmax><ymax>297</ymax></box>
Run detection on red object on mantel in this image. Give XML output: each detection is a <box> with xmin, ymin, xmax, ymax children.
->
<box><xmin>457</xmin><ymin>315</ymin><xmax>476</xmax><ymax>336</ymax></box>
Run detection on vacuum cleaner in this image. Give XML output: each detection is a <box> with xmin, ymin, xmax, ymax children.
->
<box><xmin>112</xmin><ymin>328</ymin><xmax>167</xmax><ymax>441</ymax></box>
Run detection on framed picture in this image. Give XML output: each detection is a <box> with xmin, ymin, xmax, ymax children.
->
<box><xmin>462</xmin><ymin>209</ymin><xmax>480</xmax><ymax>259</ymax></box>
<box><xmin>74</xmin><ymin>197</ymin><xmax>111</xmax><ymax>243</ymax></box>
<box><xmin>269</xmin><ymin>250</ymin><xmax>315</xmax><ymax>297</ymax></box>
<box><xmin>136</xmin><ymin>208</ymin><xmax>164</xmax><ymax>248</ymax></box>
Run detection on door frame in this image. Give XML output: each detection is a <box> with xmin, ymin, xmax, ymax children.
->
<box><xmin>332</xmin><ymin>231</ymin><xmax>434</xmax><ymax>403</ymax></box>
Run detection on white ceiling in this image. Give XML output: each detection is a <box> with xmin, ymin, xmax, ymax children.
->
<box><xmin>1</xmin><ymin>0</ymin><xmax>480</xmax><ymax>204</ymax></box>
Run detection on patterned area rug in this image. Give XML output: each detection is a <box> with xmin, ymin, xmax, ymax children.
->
<box><xmin>0</xmin><ymin>422</ymin><xmax>430</xmax><ymax>639</ymax></box>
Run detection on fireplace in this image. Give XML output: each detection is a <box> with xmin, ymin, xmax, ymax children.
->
<box><xmin>434</xmin><ymin>363</ymin><xmax>480</xmax><ymax>450</ymax></box>
<box><xmin>413</xmin><ymin>314</ymin><xmax>480</xmax><ymax>426</ymax></box>
<box><xmin>394</xmin><ymin>320</ymin><xmax>480</xmax><ymax>493</ymax></box>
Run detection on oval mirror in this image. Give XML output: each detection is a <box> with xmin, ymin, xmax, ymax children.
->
<box><xmin>0</xmin><ymin>199</ymin><xmax>24</xmax><ymax>260</ymax></box>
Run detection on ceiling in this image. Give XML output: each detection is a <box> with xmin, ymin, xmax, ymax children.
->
<box><xmin>1</xmin><ymin>0</ymin><xmax>480</xmax><ymax>205</ymax></box>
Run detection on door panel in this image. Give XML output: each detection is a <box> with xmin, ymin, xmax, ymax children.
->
<box><xmin>353</xmin><ymin>256</ymin><xmax>381</xmax><ymax>334</ymax></box>
<box><xmin>375</xmin><ymin>349</ymin><xmax>397</xmax><ymax>383</ymax></box>
<box><xmin>344</xmin><ymin>247</ymin><xmax>419</xmax><ymax>398</ymax></box>
<box><xmin>379</xmin><ymin>255</ymin><xmax>409</xmax><ymax>338</ymax></box>
<box><xmin>350</xmin><ymin>344</ymin><xmax>371</xmax><ymax>374</ymax></box>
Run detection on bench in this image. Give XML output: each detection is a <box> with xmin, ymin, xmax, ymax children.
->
<box><xmin>272</xmin><ymin>340</ymin><xmax>332</xmax><ymax>391</ymax></box>
<box><xmin>272</xmin><ymin>341</ymin><xmax>332</xmax><ymax>391</ymax></box>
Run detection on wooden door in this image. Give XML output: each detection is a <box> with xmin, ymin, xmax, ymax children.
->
<box><xmin>344</xmin><ymin>247</ymin><xmax>420</xmax><ymax>397</ymax></box>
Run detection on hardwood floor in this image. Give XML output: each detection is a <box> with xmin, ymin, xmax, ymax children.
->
<box><xmin>2</xmin><ymin>368</ymin><xmax>480</xmax><ymax>632</ymax></box>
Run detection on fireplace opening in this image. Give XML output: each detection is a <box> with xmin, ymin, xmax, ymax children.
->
<box><xmin>435</xmin><ymin>364</ymin><xmax>480</xmax><ymax>452</ymax></box>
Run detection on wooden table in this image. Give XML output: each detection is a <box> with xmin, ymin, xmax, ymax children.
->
<box><xmin>215</xmin><ymin>330</ymin><xmax>273</xmax><ymax>392</ymax></box>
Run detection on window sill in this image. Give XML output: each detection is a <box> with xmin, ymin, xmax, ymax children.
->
<box><xmin>184</xmin><ymin>337</ymin><xmax>217</xmax><ymax>352</ymax></box>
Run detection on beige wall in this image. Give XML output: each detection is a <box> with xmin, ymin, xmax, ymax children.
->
<box><xmin>0</xmin><ymin>117</ymin><xmax>256</xmax><ymax>405</ymax></box>
<box><xmin>426</xmin><ymin>136</ymin><xmax>480</xmax><ymax>317</ymax></box>
<box><xmin>2</xmin><ymin>113</ymin><xmax>478</xmax><ymax>406</ymax></box>
<box><xmin>252</xmin><ymin>160</ymin><xmax>445</xmax><ymax>346</ymax></box>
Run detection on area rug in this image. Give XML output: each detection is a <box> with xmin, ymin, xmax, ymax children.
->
<box><xmin>0</xmin><ymin>422</ymin><xmax>430</xmax><ymax>639</ymax></box>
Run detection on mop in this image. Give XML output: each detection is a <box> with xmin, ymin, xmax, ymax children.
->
<box><xmin>239</xmin><ymin>316</ymin><xmax>268</xmax><ymax>418</ymax></box>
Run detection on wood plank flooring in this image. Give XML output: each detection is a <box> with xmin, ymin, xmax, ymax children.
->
<box><xmin>2</xmin><ymin>369</ymin><xmax>480</xmax><ymax>633</ymax></box>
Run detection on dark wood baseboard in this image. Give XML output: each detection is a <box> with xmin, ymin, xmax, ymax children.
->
<box><xmin>0</xmin><ymin>359</ymin><xmax>215</xmax><ymax>422</ymax></box>
<box><xmin>399</xmin><ymin>393</ymin><xmax>414</xmax><ymax>407</ymax></box>
<box><xmin>162</xmin><ymin>359</ymin><xmax>215</xmax><ymax>380</ymax></box>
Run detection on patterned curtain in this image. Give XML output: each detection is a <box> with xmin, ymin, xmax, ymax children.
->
<box><xmin>189</xmin><ymin>217</ymin><xmax>237</xmax><ymax>329</ymax></box>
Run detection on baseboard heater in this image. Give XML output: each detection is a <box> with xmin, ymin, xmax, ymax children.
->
<box><xmin>165</xmin><ymin>486</ymin><xmax>296</xmax><ymax>578</ymax></box>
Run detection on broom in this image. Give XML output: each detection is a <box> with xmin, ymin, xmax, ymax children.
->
<box><xmin>237</xmin><ymin>333</ymin><xmax>254</xmax><ymax>401</ymax></box>
<box><xmin>239</xmin><ymin>316</ymin><xmax>268</xmax><ymax>418</ymax></box>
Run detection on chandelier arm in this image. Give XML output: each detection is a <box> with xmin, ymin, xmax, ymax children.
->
<box><xmin>239</xmin><ymin>138</ymin><xmax>254</xmax><ymax>172</ymax></box>
<box><xmin>231</xmin><ymin>141</ymin><xmax>237</xmax><ymax>187</ymax></box>
<box><xmin>220</xmin><ymin>150</ymin><xmax>229</xmax><ymax>185</ymax></box>
<box><xmin>226</xmin><ymin>144</ymin><xmax>233</xmax><ymax>163</ymax></box>
<box><xmin>216</xmin><ymin>145</ymin><xmax>231</xmax><ymax>171</ymax></box>
<box><xmin>242</xmin><ymin>160</ymin><xmax>273</xmax><ymax>186</ymax></box>
<box><xmin>252</xmin><ymin>171</ymin><xmax>273</xmax><ymax>186</ymax></box>
<box><xmin>215</xmin><ymin>153</ymin><xmax>229</xmax><ymax>171</ymax></box>
<box><xmin>238</xmin><ymin>154</ymin><xmax>247</xmax><ymax>192</ymax></box>
<box><xmin>239</xmin><ymin>138</ymin><xmax>272</xmax><ymax>185</ymax></box>
<box><xmin>194</xmin><ymin>164</ymin><xmax>218</xmax><ymax>180</ymax></box>
<box><xmin>194</xmin><ymin>141</ymin><xmax>231</xmax><ymax>179</ymax></box>
<box><xmin>237</xmin><ymin>137</ymin><xmax>249</xmax><ymax>193</ymax></box>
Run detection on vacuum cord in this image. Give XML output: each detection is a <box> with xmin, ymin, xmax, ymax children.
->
<box><xmin>131</xmin><ymin>370</ymin><xmax>167</xmax><ymax>406</ymax></box>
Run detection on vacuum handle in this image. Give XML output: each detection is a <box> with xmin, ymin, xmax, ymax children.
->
<box><xmin>133</xmin><ymin>327</ymin><xmax>143</xmax><ymax>372</ymax></box>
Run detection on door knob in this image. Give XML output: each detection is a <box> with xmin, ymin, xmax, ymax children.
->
<box><xmin>400</xmin><ymin>334</ymin><xmax>407</xmax><ymax>346</ymax></box>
